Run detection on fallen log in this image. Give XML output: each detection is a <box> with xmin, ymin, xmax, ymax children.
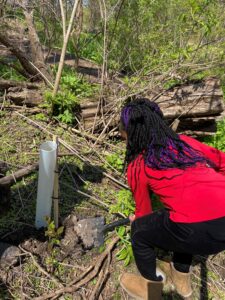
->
<box><xmin>176</xmin><ymin>116</ymin><xmax>217</xmax><ymax>132</ymax></box>
<box><xmin>0</xmin><ymin>79</ymin><xmax>43</xmax><ymax>106</ymax></box>
<box><xmin>81</xmin><ymin>107</ymin><xmax>111</xmax><ymax>118</ymax></box>
<box><xmin>7</xmin><ymin>89</ymin><xmax>43</xmax><ymax>107</ymax></box>
<box><xmin>0</xmin><ymin>163</ymin><xmax>38</xmax><ymax>187</ymax></box>
<box><xmin>158</xmin><ymin>96</ymin><xmax>223</xmax><ymax>118</ymax></box>
<box><xmin>0</xmin><ymin>79</ymin><xmax>41</xmax><ymax>90</ymax></box>
<box><xmin>178</xmin><ymin>130</ymin><xmax>215</xmax><ymax>137</ymax></box>
<box><xmin>82</xmin><ymin>117</ymin><xmax>117</xmax><ymax>131</ymax></box>
<box><xmin>80</xmin><ymin>78</ymin><xmax>224</xmax><ymax>136</ymax></box>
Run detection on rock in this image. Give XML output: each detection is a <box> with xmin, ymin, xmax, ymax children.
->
<box><xmin>0</xmin><ymin>242</ymin><xmax>21</xmax><ymax>267</ymax></box>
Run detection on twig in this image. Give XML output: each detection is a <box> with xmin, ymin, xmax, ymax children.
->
<box><xmin>92</xmin><ymin>111</ymin><xmax>118</xmax><ymax>147</ymax></box>
<box><xmin>192</xmin><ymin>271</ymin><xmax>212</xmax><ymax>287</ymax></box>
<box><xmin>91</xmin><ymin>0</ymin><xmax>108</xmax><ymax>133</ymax></box>
<box><xmin>29</xmin><ymin>62</ymin><xmax>54</xmax><ymax>88</ymax></box>
<box><xmin>170</xmin><ymin>118</ymin><xmax>180</xmax><ymax>132</ymax></box>
<box><xmin>64</xmin><ymin>163</ymin><xmax>126</xmax><ymax>218</ymax></box>
<box><xmin>11</xmin><ymin>170</ymin><xmax>24</xmax><ymax>208</ymax></box>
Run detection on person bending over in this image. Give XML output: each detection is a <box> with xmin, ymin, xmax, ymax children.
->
<box><xmin>119</xmin><ymin>98</ymin><xmax>225</xmax><ymax>300</ymax></box>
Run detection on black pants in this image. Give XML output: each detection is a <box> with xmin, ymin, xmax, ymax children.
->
<box><xmin>131</xmin><ymin>209</ymin><xmax>225</xmax><ymax>281</ymax></box>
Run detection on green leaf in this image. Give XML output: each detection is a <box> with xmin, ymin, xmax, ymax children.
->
<box><xmin>124</xmin><ymin>254</ymin><xmax>131</xmax><ymax>266</ymax></box>
<box><xmin>57</xmin><ymin>226</ymin><xmax>64</xmax><ymax>236</ymax></box>
<box><xmin>117</xmin><ymin>248</ymin><xmax>127</xmax><ymax>261</ymax></box>
<box><xmin>117</xmin><ymin>226</ymin><xmax>126</xmax><ymax>237</ymax></box>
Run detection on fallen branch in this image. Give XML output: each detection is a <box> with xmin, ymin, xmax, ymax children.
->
<box><xmin>4</xmin><ymin>106</ymin><xmax>44</xmax><ymax>114</ymax></box>
<box><xmin>0</xmin><ymin>163</ymin><xmax>38</xmax><ymax>186</ymax></box>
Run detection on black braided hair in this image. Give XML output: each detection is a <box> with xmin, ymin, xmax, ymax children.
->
<box><xmin>120</xmin><ymin>98</ymin><xmax>214</xmax><ymax>170</ymax></box>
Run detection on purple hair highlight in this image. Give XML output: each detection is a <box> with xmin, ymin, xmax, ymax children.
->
<box><xmin>121</xmin><ymin>106</ymin><xmax>132</xmax><ymax>129</ymax></box>
<box><xmin>148</xmin><ymin>102</ymin><xmax>163</xmax><ymax>117</ymax></box>
<box><xmin>144</xmin><ymin>138</ymin><xmax>211</xmax><ymax>170</ymax></box>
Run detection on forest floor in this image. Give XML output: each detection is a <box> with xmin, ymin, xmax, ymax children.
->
<box><xmin>0</xmin><ymin>110</ymin><xmax>225</xmax><ymax>299</ymax></box>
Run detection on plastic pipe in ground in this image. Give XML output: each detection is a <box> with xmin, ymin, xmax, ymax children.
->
<box><xmin>35</xmin><ymin>141</ymin><xmax>57</xmax><ymax>229</ymax></box>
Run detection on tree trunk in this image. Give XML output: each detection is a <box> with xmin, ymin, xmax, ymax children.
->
<box><xmin>23</xmin><ymin>9</ymin><xmax>53</xmax><ymax>84</ymax></box>
<box><xmin>71</xmin><ymin>0</ymin><xmax>83</xmax><ymax>68</ymax></box>
<box><xmin>0</xmin><ymin>31</ymin><xmax>42</xmax><ymax>81</ymax></box>
<box><xmin>53</xmin><ymin>0</ymin><xmax>81</xmax><ymax>96</ymax></box>
<box><xmin>89</xmin><ymin>0</ymin><xmax>101</xmax><ymax>32</ymax></box>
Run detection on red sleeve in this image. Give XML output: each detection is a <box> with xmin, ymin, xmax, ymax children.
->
<box><xmin>127</xmin><ymin>156</ymin><xmax>152</xmax><ymax>218</ymax></box>
<box><xmin>180</xmin><ymin>135</ymin><xmax>225</xmax><ymax>175</ymax></box>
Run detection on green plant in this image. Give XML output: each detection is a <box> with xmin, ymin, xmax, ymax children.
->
<box><xmin>68</xmin><ymin>32</ymin><xmax>103</xmax><ymax>64</ymax></box>
<box><xmin>116</xmin><ymin>226</ymin><xmax>134</xmax><ymax>266</ymax></box>
<box><xmin>110</xmin><ymin>188</ymin><xmax>164</xmax><ymax>265</ymax></box>
<box><xmin>45</xmin><ymin>217</ymin><xmax>64</xmax><ymax>251</ymax></box>
<box><xmin>110</xmin><ymin>189</ymin><xmax>134</xmax><ymax>217</ymax></box>
<box><xmin>163</xmin><ymin>78</ymin><xmax>182</xmax><ymax>90</ymax></box>
<box><xmin>105</xmin><ymin>153</ymin><xmax>124</xmax><ymax>172</ymax></box>
<box><xmin>34</xmin><ymin>113</ymin><xmax>48</xmax><ymax>122</ymax></box>
<box><xmin>44</xmin><ymin>218</ymin><xmax>64</xmax><ymax>273</ymax></box>
<box><xmin>109</xmin><ymin>189</ymin><xmax>134</xmax><ymax>265</ymax></box>
<box><xmin>204</xmin><ymin>120</ymin><xmax>225</xmax><ymax>151</ymax></box>
<box><xmin>45</xmin><ymin>69</ymin><xmax>98</xmax><ymax>124</ymax></box>
<box><xmin>0</xmin><ymin>63</ymin><xmax>24</xmax><ymax>81</ymax></box>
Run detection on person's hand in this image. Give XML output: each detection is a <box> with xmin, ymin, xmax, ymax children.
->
<box><xmin>129</xmin><ymin>215</ymin><xmax>136</xmax><ymax>223</ymax></box>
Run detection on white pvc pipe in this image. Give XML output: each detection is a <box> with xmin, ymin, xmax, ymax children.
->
<box><xmin>35</xmin><ymin>141</ymin><xmax>57</xmax><ymax>229</ymax></box>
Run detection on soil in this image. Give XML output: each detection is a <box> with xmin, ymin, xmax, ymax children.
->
<box><xmin>0</xmin><ymin>110</ymin><xmax>224</xmax><ymax>299</ymax></box>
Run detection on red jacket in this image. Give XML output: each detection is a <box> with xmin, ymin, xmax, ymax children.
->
<box><xmin>127</xmin><ymin>135</ymin><xmax>225</xmax><ymax>223</ymax></box>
